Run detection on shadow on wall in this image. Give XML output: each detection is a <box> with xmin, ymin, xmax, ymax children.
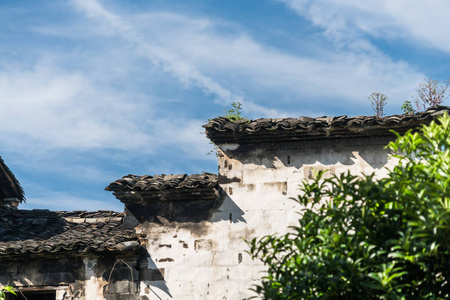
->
<box><xmin>119</xmin><ymin>192</ymin><xmax>246</xmax><ymax>299</ymax></box>
<box><xmin>138</xmin><ymin>247</ymin><xmax>172</xmax><ymax>300</ymax></box>
<box><xmin>123</xmin><ymin>187</ymin><xmax>246</xmax><ymax>226</ymax></box>
<box><xmin>223</xmin><ymin>136</ymin><xmax>393</xmax><ymax>172</ymax></box>
<box><xmin>211</xmin><ymin>187</ymin><xmax>246</xmax><ymax>223</ymax></box>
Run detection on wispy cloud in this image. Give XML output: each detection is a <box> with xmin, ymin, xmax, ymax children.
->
<box><xmin>279</xmin><ymin>0</ymin><xmax>450</xmax><ymax>53</ymax></box>
<box><xmin>0</xmin><ymin>59</ymin><xmax>152</xmax><ymax>151</ymax></box>
<box><xmin>1</xmin><ymin>0</ymin><xmax>444</xmax><ymax>211</ymax></box>
<box><xmin>70</xmin><ymin>0</ymin><xmax>247</xmax><ymax>108</ymax></box>
<box><xmin>68</xmin><ymin>0</ymin><xmax>425</xmax><ymax>116</ymax></box>
<box><xmin>1</xmin><ymin>0</ymin><xmax>428</xmax><ymax>161</ymax></box>
<box><xmin>2</xmin><ymin>0</ymin><xmax>434</xmax><ymax>159</ymax></box>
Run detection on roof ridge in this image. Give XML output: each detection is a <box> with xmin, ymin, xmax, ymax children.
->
<box><xmin>105</xmin><ymin>172</ymin><xmax>218</xmax><ymax>192</ymax></box>
<box><xmin>204</xmin><ymin>105</ymin><xmax>450</xmax><ymax>144</ymax></box>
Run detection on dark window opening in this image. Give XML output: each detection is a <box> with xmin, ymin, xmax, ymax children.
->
<box><xmin>7</xmin><ymin>290</ymin><xmax>56</xmax><ymax>300</ymax></box>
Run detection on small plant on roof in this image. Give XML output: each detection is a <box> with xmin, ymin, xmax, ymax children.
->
<box><xmin>368</xmin><ymin>92</ymin><xmax>388</xmax><ymax>118</ymax></box>
<box><xmin>413</xmin><ymin>78</ymin><xmax>449</xmax><ymax>111</ymax></box>
<box><xmin>206</xmin><ymin>101</ymin><xmax>248</xmax><ymax>156</ymax></box>
<box><xmin>223</xmin><ymin>101</ymin><xmax>248</xmax><ymax>121</ymax></box>
<box><xmin>401</xmin><ymin>100</ymin><xmax>414</xmax><ymax>114</ymax></box>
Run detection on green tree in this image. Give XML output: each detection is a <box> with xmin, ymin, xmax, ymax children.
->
<box><xmin>248</xmin><ymin>114</ymin><xmax>450</xmax><ymax>299</ymax></box>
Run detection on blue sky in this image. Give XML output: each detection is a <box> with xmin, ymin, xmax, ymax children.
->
<box><xmin>2</xmin><ymin>0</ymin><xmax>450</xmax><ymax>211</ymax></box>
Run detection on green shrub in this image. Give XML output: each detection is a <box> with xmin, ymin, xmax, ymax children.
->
<box><xmin>248</xmin><ymin>114</ymin><xmax>450</xmax><ymax>299</ymax></box>
<box><xmin>0</xmin><ymin>286</ymin><xmax>16</xmax><ymax>300</ymax></box>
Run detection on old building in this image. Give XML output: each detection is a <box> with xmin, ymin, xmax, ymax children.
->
<box><xmin>1</xmin><ymin>106</ymin><xmax>448</xmax><ymax>299</ymax></box>
<box><xmin>0</xmin><ymin>158</ymin><xmax>140</xmax><ymax>299</ymax></box>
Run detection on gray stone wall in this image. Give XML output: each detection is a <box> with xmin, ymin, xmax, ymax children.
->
<box><xmin>0</xmin><ymin>255</ymin><xmax>139</xmax><ymax>300</ymax></box>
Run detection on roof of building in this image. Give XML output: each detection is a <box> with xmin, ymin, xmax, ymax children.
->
<box><xmin>0</xmin><ymin>207</ymin><xmax>139</xmax><ymax>258</ymax></box>
<box><xmin>105</xmin><ymin>173</ymin><xmax>218</xmax><ymax>203</ymax></box>
<box><xmin>204</xmin><ymin>105</ymin><xmax>450</xmax><ymax>144</ymax></box>
<box><xmin>0</xmin><ymin>156</ymin><xmax>25</xmax><ymax>202</ymax></box>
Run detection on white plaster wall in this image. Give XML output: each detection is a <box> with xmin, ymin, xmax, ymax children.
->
<box><xmin>138</xmin><ymin>136</ymin><xmax>399</xmax><ymax>299</ymax></box>
<box><xmin>83</xmin><ymin>257</ymin><xmax>105</xmax><ymax>300</ymax></box>
<box><xmin>137</xmin><ymin>220</ymin><xmax>266</xmax><ymax>300</ymax></box>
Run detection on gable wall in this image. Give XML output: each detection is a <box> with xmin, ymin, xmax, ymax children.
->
<box><xmin>135</xmin><ymin>135</ymin><xmax>399</xmax><ymax>299</ymax></box>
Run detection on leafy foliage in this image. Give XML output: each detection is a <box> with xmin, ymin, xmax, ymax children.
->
<box><xmin>0</xmin><ymin>286</ymin><xmax>16</xmax><ymax>300</ymax></box>
<box><xmin>248</xmin><ymin>114</ymin><xmax>450</xmax><ymax>299</ymax></box>
<box><xmin>223</xmin><ymin>101</ymin><xmax>248</xmax><ymax>121</ymax></box>
<box><xmin>368</xmin><ymin>92</ymin><xmax>388</xmax><ymax>118</ymax></box>
<box><xmin>414</xmin><ymin>78</ymin><xmax>449</xmax><ymax>111</ymax></box>
<box><xmin>207</xmin><ymin>101</ymin><xmax>248</xmax><ymax>156</ymax></box>
<box><xmin>401</xmin><ymin>101</ymin><xmax>414</xmax><ymax>114</ymax></box>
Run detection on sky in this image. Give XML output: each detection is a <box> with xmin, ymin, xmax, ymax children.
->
<box><xmin>1</xmin><ymin>0</ymin><xmax>450</xmax><ymax>211</ymax></box>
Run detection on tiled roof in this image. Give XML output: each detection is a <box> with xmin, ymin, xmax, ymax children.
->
<box><xmin>0</xmin><ymin>156</ymin><xmax>25</xmax><ymax>202</ymax></box>
<box><xmin>105</xmin><ymin>173</ymin><xmax>218</xmax><ymax>203</ymax></box>
<box><xmin>106</xmin><ymin>173</ymin><xmax>218</xmax><ymax>192</ymax></box>
<box><xmin>204</xmin><ymin>105</ymin><xmax>450</xmax><ymax>144</ymax></box>
<box><xmin>0</xmin><ymin>207</ymin><xmax>139</xmax><ymax>257</ymax></box>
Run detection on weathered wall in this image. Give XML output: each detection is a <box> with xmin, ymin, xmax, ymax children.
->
<box><xmin>0</xmin><ymin>255</ymin><xmax>139</xmax><ymax>300</ymax></box>
<box><xmin>134</xmin><ymin>135</ymin><xmax>399</xmax><ymax>299</ymax></box>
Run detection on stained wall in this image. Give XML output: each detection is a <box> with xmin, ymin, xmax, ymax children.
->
<box><xmin>135</xmin><ymin>135</ymin><xmax>399</xmax><ymax>299</ymax></box>
<box><xmin>0</xmin><ymin>255</ymin><xmax>139</xmax><ymax>300</ymax></box>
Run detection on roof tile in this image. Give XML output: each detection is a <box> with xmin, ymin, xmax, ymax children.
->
<box><xmin>204</xmin><ymin>106</ymin><xmax>450</xmax><ymax>143</ymax></box>
<box><xmin>105</xmin><ymin>173</ymin><xmax>218</xmax><ymax>203</ymax></box>
<box><xmin>0</xmin><ymin>207</ymin><xmax>138</xmax><ymax>257</ymax></box>
<box><xmin>106</xmin><ymin>172</ymin><xmax>217</xmax><ymax>193</ymax></box>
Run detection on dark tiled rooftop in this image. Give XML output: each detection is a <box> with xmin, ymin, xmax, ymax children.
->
<box><xmin>0</xmin><ymin>207</ymin><xmax>139</xmax><ymax>257</ymax></box>
<box><xmin>106</xmin><ymin>173</ymin><xmax>217</xmax><ymax>192</ymax></box>
<box><xmin>106</xmin><ymin>173</ymin><xmax>218</xmax><ymax>203</ymax></box>
<box><xmin>204</xmin><ymin>105</ymin><xmax>450</xmax><ymax>144</ymax></box>
<box><xmin>0</xmin><ymin>156</ymin><xmax>25</xmax><ymax>202</ymax></box>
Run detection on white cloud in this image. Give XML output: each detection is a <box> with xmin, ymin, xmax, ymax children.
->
<box><xmin>0</xmin><ymin>60</ymin><xmax>153</xmax><ymax>151</ymax></box>
<box><xmin>1</xmin><ymin>0</ymin><xmax>432</xmax><ymax>166</ymax></box>
<box><xmin>385</xmin><ymin>0</ymin><xmax>450</xmax><ymax>52</ymax></box>
<box><xmin>71</xmin><ymin>0</ymin><xmax>244</xmax><ymax>107</ymax></box>
<box><xmin>70</xmin><ymin>0</ymin><xmax>128</xmax><ymax>34</ymax></box>
<box><xmin>66</xmin><ymin>0</ymin><xmax>425</xmax><ymax>117</ymax></box>
<box><xmin>1</xmin><ymin>0</ymin><xmax>445</xmax><ymax>212</ymax></box>
<box><xmin>134</xmin><ymin>11</ymin><xmax>423</xmax><ymax>111</ymax></box>
<box><xmin>279</xmin><ymin>0</ymin><xmax>450</xmax><ymax>53</ymax></box>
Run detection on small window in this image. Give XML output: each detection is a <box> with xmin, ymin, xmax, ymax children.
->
<box><xmin>7</xmin><ymin>290</ymin><xmax>56</xmax><ymax>300</ymax></box>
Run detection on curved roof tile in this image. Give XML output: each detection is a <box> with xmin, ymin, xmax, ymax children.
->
<box><xmin>105</xmin><ymin>173</ymin><xmax>218</xmax><ymax>203</ymax></box>
<box><xmin>0</xmin><ymin>208</ymin><xmax>138</xmax><ymax>257</ymax></box>
<box><xmin>105</xmin><ymin>172</ymin><xmax>217</xmax><ymax>192</ymax></box>
<box><xmin>204</xmin><ymin>105</ymin><xmax>450</xmax><ymax>144</ymax></box>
